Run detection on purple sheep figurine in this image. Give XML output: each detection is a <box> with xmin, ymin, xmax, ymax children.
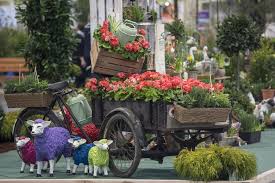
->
<box><xmin>16</xmin><ymin>136</ymin><xmax>48</xmax><ymax>174</ymax></box>
<box><xmin>68</xmin><ymin>136</ymin><xmax>94</xmax><ymax>175</ymax></box>
<box><xmin>27</xmin><ymin>119</ymin><xmax>72</xmax><ymax>177</ymax></box>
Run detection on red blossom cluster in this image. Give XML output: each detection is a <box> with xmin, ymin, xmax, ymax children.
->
<box><xmin>100</xmin><ymin>20</ymin><xmax>119</xmax><ymax>47</ymax></box>
<box><xmin>85</xmin><ymin>71</ymin><xmax>224</xmax><ymax>95</ymax></box>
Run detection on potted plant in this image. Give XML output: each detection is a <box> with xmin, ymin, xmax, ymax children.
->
<box><xmin>238</xmin><ymin>110</ymin><xmax>262</xmax><ymax>144</ymax></box>
<box><xmin>92</xmin><ymin>18</ymin><xmax>151</xmax><ymax>76</ymax></box>
<box><xmin>4</xmin><ymin>73</ymin><xmax>50</xmax><ymax>108</ymax></box>
<box><xmin>262</xmin><ymin>79</ymin><xmax>275</xmax><ymax>99</ymax></box>
<box><xmin>186</xmin><ymin>52</ymin><xmax>198</xmax><ymax>79</ymax></box>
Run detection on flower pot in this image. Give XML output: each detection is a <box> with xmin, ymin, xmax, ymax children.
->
<box><xmin>215</xmin><ymin>68</ymin><xmax>226</xmax><ymax>77</ymax></box>
<box><xmin>187</xmin><ymin>70</ymin><xmax>198</xmax><ymax>79</ymax></box>
<box><xmin>239</xmin><ymin>131</ymin><xmax>261</xmax><ymax>144</ymax></box>
<box><xmin>262</xmin><ymin>89</ymin><xmax>275</xmax><ymax>100</ymax></box>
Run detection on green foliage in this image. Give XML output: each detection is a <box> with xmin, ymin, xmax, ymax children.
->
<box><xmin>4</xmin><ymin>74</ymin><xmax>48</xmax><ymax>94</ymax></box>
<box><xmin>177</xmin><ymin>87</ymin><xmax>231</xmax><ymax>108</ymax></box>
<box><xmin>249</xmin><ymin>39</ymin><xmax>275</xmax><ymax>85</ymax></box>
<box><xmin>73</xmin><ymin>0</ymin><xmax>89</xmax><ymax>24</ymax></box>
<box><xmin>0</xmin><ymin>108</ymin><xmax>4</xmax><ymax>130</ymax></box>
<box><xmin>224</xmin><ymin>80</ymin><xmax>254</xmax><ymax>113</ymax></box>
<box><xmin>250</xmin><ymin>82</ymin><xmax>267</xmax><ymax>102</ymax></box>
<box><xmin>174</xmin><ymin>146</ymin><xmax>257</xmax><ymax>181</ymax></box>
<box><xmin>165</xmin><ymin>19</ymin><xmax>186</xmax><ymax>41</ymax></box>
<box><xmin>217</xmin><ymin>15</ymin><xmax>261</xmax><ymax>57</ymax></box>
<box><xmin>0</xmin><ymin>28</ymin><xmax>28</xmax><ymax>57</ymax></box>
<box><xmin>16</xmin><ymin>0</ymin><xmax>77</xmax><ymax>82</ymax></box>
<box><xmin>148</xmin><ymin>9</ymin><xmax>157</xmax><ymax>22</ymax></box>
<box><xmin>0</xmin><ymin>111</ymin><xmax>20</xmax><ymax>142</ymax></box>
<box><xmin>123</xmin><ymin>5</ymin><xmax>145</xmax><ymax>22</ymax></box>
<box><xmin>237</xmin><ymin>109</ymin><xmax>261</xmax><ymax>133</ymax></box>
<box><xmin>227</xmin><ymin>127</ymin><xmax>238</xmax><ymax>137</ymax></box>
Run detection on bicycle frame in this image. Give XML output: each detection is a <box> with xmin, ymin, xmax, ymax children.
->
<box><xmin>43</xmin><ymin>89</ymin><xmax>93</xmax><ymax>143</ymax></box>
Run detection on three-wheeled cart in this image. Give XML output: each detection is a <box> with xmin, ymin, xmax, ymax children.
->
<box><xmin>91</xmin><ymin>98</ymin><xmax>231</xmax><ymax>177</ymax></box>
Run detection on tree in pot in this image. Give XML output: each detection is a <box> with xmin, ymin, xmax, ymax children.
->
<box><xmin>237</xmin><ymin>109</ymin><xmax>262</xmax><ymax>144</ymax></box>
<box><xmin>217</xmin><ymin>15</ymin><xmax>261</xmax><ymax>90</ymax></box>
<box><xmin>16</xmin><ymin>0</ymin><xmax>77</xmax><ymax>82</ymax></box>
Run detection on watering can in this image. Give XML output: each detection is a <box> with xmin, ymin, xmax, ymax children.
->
<box><xmin>67</xmin><ymin>94</ymin><xmax>92</xmax><ymax>125</ymax></box>
<box><xmin>115</xmin><ymin>19</ymin><xmax>141</xmax><ymax>46</ymax></box>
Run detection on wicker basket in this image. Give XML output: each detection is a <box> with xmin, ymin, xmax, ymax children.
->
<box><xmin>4</xmin><ymin>92</ymin><xmax>52</xmax><ymax>108</ymax></box>
<box><xmin>174</xmin><ymin>104</ymin><xmax>231</xmax><ymax>124</ymax></box>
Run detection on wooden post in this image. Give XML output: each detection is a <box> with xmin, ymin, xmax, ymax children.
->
<box><xmin>154</xmin><ymin>22</ymin><xmax>166</xmax><ymax>74</ymax></box>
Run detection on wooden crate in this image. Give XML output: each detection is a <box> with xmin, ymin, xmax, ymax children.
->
<box><xmin>91</xmin><ymin>41</ymin><xmax>145</xmax><ymax>76</ymax></box>
<box><xmin>4</xmin><ymin>92</ymin><xmax>52</xmax><ymax>108</ymax></box>
<box><xmin>174</xmin><ymin>104</ymin><xmax>231</xmax><ymax>124</ymax></box>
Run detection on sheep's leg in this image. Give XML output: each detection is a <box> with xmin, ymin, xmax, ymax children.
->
<box><xmin>93</xmin><ymin>165</ymin><xmax>98</xmax><ymax>177</ymax></box>
<box><xmin>103</xmin><ymin>166</ymin><xmax>108</xmax><ymax>176</ymax></box>
<box><xmin>20</xmin><ymin>162</ymin><xmax>25</xmax><ymax>173</ymax></box>
<box><xmin>49</xmin><ymin>160</ymin><xmax>55</xmax><ymax>177</ymax></box>
<box><xmin>36</xmin><ymin>161</ymin><xmax>43</xmax><ymax>177</ymax></box>
<box><xmin>72</xmin><ymin>164</ymin><xmax>78</xmax><ymax>175</ymax></box>
<box><xmin>65</xmin><ymin>157</ymin><xmax>71</xmax><ymax>173</ymax></box>
<box><xmin>88</xmin><ymin>165</ymin><xmax>93</xmax><ymax>175</ymax></box>
<box><xmin>84</xmin><ymin>165</ymin><xmax>88</xmax><ymax>175</ymax></box>
<box><xmin>29</xmin><ymin>164</ymin><xmax>35</xmax><ymax>173</ymax></box>
<box><xmin>42</xmin><ymin>161</ymin><xmax>48</xmax><ymax>172</ymax></box>
<box><xmin>98</xmin><ymin>167</ymin><xmax>103</xmax><ymax>175</ymax></box>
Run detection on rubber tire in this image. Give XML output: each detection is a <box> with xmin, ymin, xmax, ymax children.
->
<box><xmin>102</xmin><ymin>112</ymin><xmax>141</xmax><ymax>178</ymax></box>
<box><xmin>13</xmin><ymin>107</ymin><xmax>62</xmax><ymax>162</ymax></box>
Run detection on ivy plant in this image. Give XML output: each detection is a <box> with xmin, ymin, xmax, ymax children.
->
<box><xmin>16</xmin><ymin>0</ymin><xmax>77</xmax><ymax>82</ymax></box>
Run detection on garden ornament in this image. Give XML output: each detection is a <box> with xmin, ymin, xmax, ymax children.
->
<box><xmin>68</xmin><ymin>136</ymin><xmax>94</xmax><ymax>175</ymax></box>
<box><xmin>254</xmin><ymin>97</ymin><xmax>275</xmax><ymax>122</ymax></box>
<box><xmin>27</xmin><ymin>119</ymin><xmax>72</xmax><ymax>177</ymax></box>
<box><xmin>88</xmin><ymin>139</ymin><xmax>113</xmax><ymax>177</ymax></box>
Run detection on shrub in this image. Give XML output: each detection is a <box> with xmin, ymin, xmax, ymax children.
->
<box><xmin>165</xmin><ymin>19</ymin><xmax>186</xmax><ymax>42</ymax></box>
<box><xmin>0</xmin><ymin>28</ymin><xmax>28</xmax><ymax>57</ymax></box>
<box><xmin>0</xmin><ymin>111</ymin><xmax>20</xmax><ymax>142</ymax></box>
<box><xmin>16</xmin><ymin>0</ymin><xmax>77</xmax><ymax>82</ymax></box>
<box><xmin>174</xmin><ymin>146</ymin><xmax>257</xmax><ymax>181</ymax></box>
<box><xmin>237</xmin><ymin>110</ymin><xmax>261</xmax><ymax>133</ymax></box>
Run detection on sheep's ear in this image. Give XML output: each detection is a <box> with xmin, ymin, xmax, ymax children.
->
<box><xmin>68</xmin><ymin>138</ymin><xmax>74</xmax><ymax>144</ymax></box>
<box><xmin>107</xmin><ymin>140</ymin><xmax>113</xmax><ymax>145</ymax></box>
<box><xmin>42</xmin><ymin>121</ymin><xmax>51</xmax><ymax>127</ymax></box>
<box><xmin>93</xmin><ymin>141</ymin><xmax>100</xmax><ymax>147</ymax></box>
<box><xmin>25</xmin><ymin>138</ymin><xmax>30</xmax><ymax>143</ymax></box>
<box><xmin>79</xmin><ymin>139</ymin><xmax>86</xmax><ymax>145</ymax></box>
<box><xmin>15</xmin><ymin>137</ymin><xmax>19</xmax><ymax>142</ymax></box>
<box><xmin>26</xmin><ymin>120</ymin><xmax>34</xmax><ymax>126</ymax></box>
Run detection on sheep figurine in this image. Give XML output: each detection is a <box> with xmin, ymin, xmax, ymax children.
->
<box><xmin>88</xmin><ymin>139</ymin><xmax>113</xmax><ymax>177</ymax></box>
<box><xmin>16</xmin><ymin>136</ymin><xmax>48</xmax><ymax>174</ymax></box>
<box><xmin>27</xmin><ymin>119</ymin><xmax>72</xmax><ymax>177</ymax></box>
<box><xmin>68</xmin><ymin>136</ymin><xmax>94</xmax><ymax>175</ymax></box>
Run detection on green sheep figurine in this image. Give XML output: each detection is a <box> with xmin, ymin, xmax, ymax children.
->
<box><xmin>88</xmin><ymin>139</ymin><xmax>113</xmax><ymax>177</ymax></box>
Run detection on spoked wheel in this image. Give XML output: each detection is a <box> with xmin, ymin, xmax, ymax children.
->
<box><xmin>13</xmin><ymin>107</ymin><xmax>62</xmax><ymax>162</ymax></box>
<box><xmin>103</xmin><ymin>112</ymin><xmax>141</xmax><ymax>178</ymax></box>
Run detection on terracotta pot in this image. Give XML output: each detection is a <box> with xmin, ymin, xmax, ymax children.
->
<box><xmin>187</xmin><ymin>70</ymin><xmax>198</xmax><ymax>79</ymax></box>
<box><xmin>262</xmin><ymin>89</ymin><xmax>275</xmax><ymax>100</ymax></box>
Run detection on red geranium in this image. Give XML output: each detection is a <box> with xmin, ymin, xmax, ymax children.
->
<box><xmin>117</xmin><ymin>72</ymin><xmax>126</xmax><ymax>79</ymax></box>
<box><xmin>103</xmin><ymin>20</ymin><xmax>109</xmax><ymax>29</ymax></box>
<box><xmin>101</xmin><ymin>31</ymin><xmax>113</xmax><ymax>42</ymax></box>
<box><xmin>132</xmin><ymin>42</ymin><xmax>140</xmax><ymax>52</ymax></box>
<box><xmin>140</xmin><ymin>39</ymin><xmax>150</xmax><ymax>49</ymax></box>
<box><xmin>125</xmin><ymin>43</ymin><xmax>133</xmax><ymax>52</ymax></box>
<box><xmin>138</xmin><ymin>28</ymin><xmax>146</xmax><ymax>36</ymax></box>
<box><xmin>109</xmin><ymin>36</ymin><xmax>119</xmax><ymax>47</ymax></box>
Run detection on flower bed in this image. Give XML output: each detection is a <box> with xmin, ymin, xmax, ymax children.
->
<box><xmin>85</xmin><ymin>71</ymin><xmax>230</xmax><ymax>112</ymax></box>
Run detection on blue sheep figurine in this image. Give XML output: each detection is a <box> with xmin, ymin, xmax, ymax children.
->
<box><xmin>27</xmin><ymin>119</ymin><xmax>72</xmax><ymax>177</ymax></box>
<box><xmin>68</xmin><ymin>136</ymin><xmax>94</xmax><ymax>175</ymax></box>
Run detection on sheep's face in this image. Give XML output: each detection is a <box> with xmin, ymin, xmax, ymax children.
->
<box><xmin>16</xmin><ymin>137</ymin><xmax>30</xmax><ymax>148</ymax></box>
<box><xmin>27</xmin><ymin>119</ymin><xmax>51</xmax><ymax>136</ymax></box>
<box><xmin>94</xmin><ymin>139</ymin><xmax>113</xmax><ymax>151</ymax></box>
<box><xmin>68</xmin><ymin>138</ymin><xmax>86</xmax><ymax>149</ymax></box>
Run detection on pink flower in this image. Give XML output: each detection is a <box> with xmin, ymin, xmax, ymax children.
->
<box><xmin>103</xmin><ymin>20</ymin><xmax>109</xmax><ymax>29</ymax></box>
<box><xmin>117</xmin><ymin>72</ymin><xmax>126</xmax><ymax>79</ymax></box>
<box><xmin>125</xmin><ymin>43</ymin><xmax>133</xmax><ymax>52</ymax></box>
<box><xmin>132</xmin><ymin>42</ymin><xmax>140</xmax><ymax>52</ymax></box>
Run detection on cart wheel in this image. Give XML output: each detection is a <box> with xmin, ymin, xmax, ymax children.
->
<box><xmin>103</xmin><ymin>112</ymin><xmax>141</xmax><ymax>178</ymax></box>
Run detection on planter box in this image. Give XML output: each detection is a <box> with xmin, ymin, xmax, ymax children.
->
<box><xmin>239</xmin><ymin>131</ymin><xmax>261</xmax><ymax>144</ymax></box>
<box><xmin>174</xmin><ymin>104</ymin><xmax>231</xmax><ymax>125</ymax></box>
<box><xmin>91</xmin><ymin>41</ymin><xmax>145</xmax><ymax>76</ymax></box>
<box><xmin>4</xmin><ymin>92</ymin><xmax>52</xmax><ymax>108</ymax></box>
<box><xmin>262</xmin><ymin>89</ymin><xmax>275</xmax><ymax>100</ymax></box>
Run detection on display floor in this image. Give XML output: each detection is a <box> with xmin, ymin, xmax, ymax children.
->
<box><xmin>0</xmin><ymin>129</ymin><xmax>274</xmax><ymax>179</ymax></box>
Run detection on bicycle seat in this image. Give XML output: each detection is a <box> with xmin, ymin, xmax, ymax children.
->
<box><xmin>48</xmin><ymin>81</ymin><xmax>68</xmax><ymax>92</ymax></box>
